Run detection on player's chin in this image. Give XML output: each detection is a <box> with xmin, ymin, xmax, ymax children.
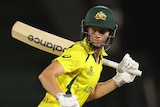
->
<box><xmin>92</xmin><ymin>44</ymin><xmax>102</xmax><ymax>49</ymax></box>
<box><xmin>93</xmin><ymin>42</ymin><xmax>102</xmax><ymax>47</ymax></box>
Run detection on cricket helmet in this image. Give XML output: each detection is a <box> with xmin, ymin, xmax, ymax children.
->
<box><xmin>80</xmin><ymin>5</ymin><xmax>118</xmax><ymax>51</ymax></box>
<box><xmin>84</xmin><ymin>5</ymin><xmax>116</xmax><ymax>30</ymax></box>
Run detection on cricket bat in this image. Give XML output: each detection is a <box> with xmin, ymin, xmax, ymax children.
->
<box><xmin>11</xmin><ymin>21</ymin><xmax>142</xmax><ymax>76</ymax></box>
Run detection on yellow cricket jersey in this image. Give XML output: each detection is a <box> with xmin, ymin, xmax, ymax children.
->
<box><xmin>38</xmin><ymin>38</ymin><xmax>108</xmax><ymax>107</ymax></box>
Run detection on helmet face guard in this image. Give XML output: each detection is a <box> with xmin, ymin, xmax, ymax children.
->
<box><xmin>103</xmin><ymin>24</ymin><xmax>118</xmax><ymax>51</ymax></box>
<box><xmin>80</xmin><ymin>19</ymin><xmax>118</xmax><ymax>51</ymax></box>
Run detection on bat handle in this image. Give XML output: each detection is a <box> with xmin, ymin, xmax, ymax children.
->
<box><xmin>102</xmin><ymin>58</ymin><xmax>142</xmax><ymax>76</ymax></box>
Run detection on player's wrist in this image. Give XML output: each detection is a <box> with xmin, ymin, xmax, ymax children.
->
<box><xmin>112</xmin><ymin>74</ymin><xmax>125</xmax><ymax>87</ymax></box>
<box><xmin>113</xmin><ymin>70</ymin><xmax>136</xmax><ymax>87</ymax></box>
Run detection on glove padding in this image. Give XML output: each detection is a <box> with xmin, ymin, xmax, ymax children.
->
<box><xmin>113</xmin><ymin>71</ymin><xmax>136</xmax><ymax>87</ymax></box>
<box><xmin>118</xmin><ymin>53</ymin><xmax>139</xmax><ymax>75</ymax></box>
<box><xmin>56</xmin><ymin>93</ymin><xmax>80</xmax><ymax>107</ymax></box>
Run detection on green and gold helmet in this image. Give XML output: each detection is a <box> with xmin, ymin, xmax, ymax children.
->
<box><xmin>84</xmin><ymin>6</ymin><xmax>116</xmax><ymax>30</ymax></box>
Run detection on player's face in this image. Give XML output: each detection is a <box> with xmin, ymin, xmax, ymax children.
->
<box><xmin>88</xmin><ymin>27</ymin><xmax>110</xmax><ymax>48</ymax></box>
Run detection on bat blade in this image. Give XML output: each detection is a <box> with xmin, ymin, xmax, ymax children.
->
<box><xmin>11</xmin><ymin>21</ymin><xmax>142</xmax><ymax>76</ymax></box>
<box><xmin>11</xmin><ymin>21</ymin><xmax>74</xmax><ymax>56</ymax></box>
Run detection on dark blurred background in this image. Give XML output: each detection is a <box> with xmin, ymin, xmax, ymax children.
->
<box><xmin>0</xmin><ymin>0</ymin><xmax>159</xmax><ymax>107</ymax></box>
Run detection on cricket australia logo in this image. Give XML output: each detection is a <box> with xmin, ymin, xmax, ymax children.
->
<box><xmin>95</xmin><ymin>11</ymin><xmax>107</xmax><ymax>20</ymax></box>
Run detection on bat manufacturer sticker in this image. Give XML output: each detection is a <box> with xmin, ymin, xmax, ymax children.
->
<box><xmin>28</xmin><ymin>35</ymin><xmax>67</xmax><ymax>52</ymax></box>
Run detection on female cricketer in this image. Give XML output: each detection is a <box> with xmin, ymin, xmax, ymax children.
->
<box><xmin>37</xmin><ymin>5</ymin><xmax>140</xmax><ymax>107</ymax></box>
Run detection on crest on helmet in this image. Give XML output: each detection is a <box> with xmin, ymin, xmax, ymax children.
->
<box><xmin>94</xmin><ymin>11</ymin><xmax>107</xmax><ymax>20</ymax></box>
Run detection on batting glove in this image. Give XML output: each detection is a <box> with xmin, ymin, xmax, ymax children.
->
<box><xmin>113</xmin><ymin>71</ymin><xmax>136</xmax><ymax>87</ymax></box>
<box><xmin>117</xmin><ymin>53</ymin><xmax>140</xmax><ymax>75</ymax></box>
<box><xmin>56</xmin><ymin>93</ymin><xmax>80</xmax><ymax>107</ymax></box>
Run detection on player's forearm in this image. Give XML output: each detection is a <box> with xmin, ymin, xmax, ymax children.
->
<box><xmin>86</xmin><ymin>79</ymin><xmax>118</xmax><ymax>102</ymax></box>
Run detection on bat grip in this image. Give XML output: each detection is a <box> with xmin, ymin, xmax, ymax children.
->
<box><xmin>102</xmin><ymin>58</ymin><xmax>142</xmax><ymax>76</ymax></box>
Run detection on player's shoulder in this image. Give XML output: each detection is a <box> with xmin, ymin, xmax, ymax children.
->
<box><xmin>68</xmin><ymin>41</ymin><xmax>84</xmax><ymax>50</ymax></box>
<box><xmin>63</xmin><ymin>41</ymin><xmax>86</xmax><ymax>56</ymax></box>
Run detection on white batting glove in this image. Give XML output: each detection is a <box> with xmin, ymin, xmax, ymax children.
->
<box><xmin>117</xmin><ymin>53</ymin><xmax>140</xmax><ymax>75</ymax></box>
<box><xmin>56</xmin><ymin>93</ymin><xmax>80</xmax><ymax>107</ymax></box>
<box><xmin>113</xmin><ymin>71</ymin><xmax>136</xmax><ymax>87</ymax></box>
